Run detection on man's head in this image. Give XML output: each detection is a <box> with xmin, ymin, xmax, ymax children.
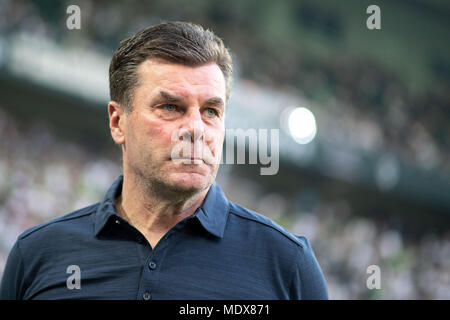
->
<box><xmin>109</xmin><ymin>21</ymin><xmax>233</xmax><ymax>112</ymax></box>
<box><xmin>108</xmin><ymin>21</ymin><xmax>233</xmax><ymax>197</ymax></box>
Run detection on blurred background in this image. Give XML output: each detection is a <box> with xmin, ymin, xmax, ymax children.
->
<box><xmin>0</xmin><ymin>0</ymin><xmax>449</xmax><ymax>299</ymax></box>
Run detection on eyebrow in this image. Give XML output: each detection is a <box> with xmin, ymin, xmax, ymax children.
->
<box><xmin>155</xmin><ymin>91</ymin><xmax>183</xmax><ymax>103</ymax></box>
<box><xmin>204</xmin><ymin>97</ymin><xmax>225</xmax><ymax>109</ymax></box>
<box><xmin>154</xmin><ymin>90</ymin><xmax>225</xmax><ymax>109</ymax></box>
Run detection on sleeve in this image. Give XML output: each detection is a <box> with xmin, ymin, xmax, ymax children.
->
<box><xmin>289</xmin><ymin>236</ymin><xmax>329</xmax><ymax>300</ymax></box>
<box><xmin>0</xmin><ymin>240</ymin><xmax>26</xmax><ymax>300</ymax></box>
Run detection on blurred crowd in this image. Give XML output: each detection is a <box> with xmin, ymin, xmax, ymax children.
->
<box><xmin>288</xmin><ymin>204</ymin><xmax>450</xmax><ymax>299</ymax></box>
<box><xmin>0</xmin><ymin>0</ymin><xmax>449</xmax><ymax>299</ymax></box>
<box><xmin>0</xmin><ymin>107</ymin><xmax>449</xmax><ymax>299</ymax></box>
<box><xmin>299</xmin><ymin>58</ymin><xmax>450</xmax><ymax>176</ymax></box>
<box><xmin>0</xmin><ymin>0</ymin><xmax>449</xmax><ymax>176</ymax></box>
<box><xmin>0</xmin><ymin>107</ymin><xmax>121</xmax><ymax>275</ymax></box>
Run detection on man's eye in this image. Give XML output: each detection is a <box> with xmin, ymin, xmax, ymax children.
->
<box><xmin>205</xmin><ymin>108</ymin><xmax>217</xmax><ymax>117</ymax></box>
<box><xmin>163</xmin><ymin>104</ymin><xmax>177</xmax><ymax>112</ymax></box>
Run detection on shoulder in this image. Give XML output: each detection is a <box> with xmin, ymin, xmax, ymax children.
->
<box><xmin>228</xmin><ymin>201</ymin><xmax>306</xmax><ymax>249</ymax></box>
<box><xmin>18</xmin><ymin>202</ymin><xmax>99</xmax><ymax>241</ymax></box>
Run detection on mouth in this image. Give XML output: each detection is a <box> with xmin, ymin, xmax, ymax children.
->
<box><xmin>170</xmin><ymin>157</ymin><xmax>205</xmax><ymax>164</ymax></box>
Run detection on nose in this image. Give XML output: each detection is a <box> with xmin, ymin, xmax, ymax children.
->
<box><xmin>178</xmin><ymin>109</ymin><xmax>205</xmax><ymax>143</ymax></box>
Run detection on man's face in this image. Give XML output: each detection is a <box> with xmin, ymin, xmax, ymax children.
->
<box><xmin>113</xmin><ymin>59</ymin><xmax>226</xmax><ymax>194</ymax></box>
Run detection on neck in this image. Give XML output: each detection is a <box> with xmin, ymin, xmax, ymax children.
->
<box><xmin>115</xmin><ymin>173</ymin><xmax>210</xmax><ymax>246</ymax></box>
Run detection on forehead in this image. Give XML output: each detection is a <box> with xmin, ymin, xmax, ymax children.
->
<box><xmin>135</xmin><ymin>59</ymin><xmax>226</xmax><ymax>101</ymax></box>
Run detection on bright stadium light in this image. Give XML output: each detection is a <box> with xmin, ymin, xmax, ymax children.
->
<box><xmin>287</xmin><ymin>107</ymin><xmax>317</xmax><ymax>144</ymax></box>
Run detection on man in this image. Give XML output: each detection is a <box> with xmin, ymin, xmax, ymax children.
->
<box><xmin>0</xmin><ymin>21</ymin><xmax>328</xmax><ymax>300</ymax></box>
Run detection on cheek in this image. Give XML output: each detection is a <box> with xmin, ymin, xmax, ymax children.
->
<box><xmin>207</xmin><ymin>129</ymin><xmax>224</xmax><ymax>150</ymax></box>
<box><xmin>148</xmin><ymin>126</ymin><xmax>164</xmax><ymax>137</ymax></box>
<box><xmin>128</xmin><ymin>119</ymin><xmax>173</xmax><ymax>155</ymax></box>
<box><xmin>140</xmin><ymin>118</ymin><xmax>172</xmax><ymax>143</ymax></box>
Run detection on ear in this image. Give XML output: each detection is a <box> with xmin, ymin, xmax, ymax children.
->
<box><xmin>108</xmin><ymin>101</ymin><xmax>126</xmax><ymax>145</ymax></box>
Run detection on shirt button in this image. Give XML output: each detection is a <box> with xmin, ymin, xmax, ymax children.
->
<box><xmin>115</xmin><ymin>219</ymin><xmax>120</xmax><ymax>225</ymax></box>
<box><xmin>142</xmin><ymin>292</ymin><xmax>151</xmax><ymax>300</ymax></box>
<box><xmin>137</xmin><ymin>236</ymin><xmax>144</xmax><ymax>244</ymax></box>
<box><xmin>148</xmin><ymin>261</ymin><xmax>157</xmax><ymax>270</ymax></box>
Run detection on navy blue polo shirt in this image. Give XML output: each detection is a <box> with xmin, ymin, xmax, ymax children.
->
<box><xmin>0</xmin><ymin>175</ymin><xmax>328</xmax><ymax>300</ymax></box>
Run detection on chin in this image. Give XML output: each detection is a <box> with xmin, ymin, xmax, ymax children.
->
<box><xmin>168</xmin><ymin>173</ymin><xmax>211</xmax><ymax>192</ymax></box>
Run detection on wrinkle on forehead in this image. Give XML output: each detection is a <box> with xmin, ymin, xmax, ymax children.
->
<box><xmin>136</xmin><ymin>59</ymin><xmax>226</xmax><ymax>103</ymax></box>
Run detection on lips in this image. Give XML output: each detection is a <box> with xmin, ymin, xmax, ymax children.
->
<box><xmin>169</xmin><ymin>144</ymin><xmax>217</xmax><ymax>165</ymax></box>
<box><xmin>170</xmin><ymin>157</ymin><xmax>205</xmax><ymax>164</ymax></box>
